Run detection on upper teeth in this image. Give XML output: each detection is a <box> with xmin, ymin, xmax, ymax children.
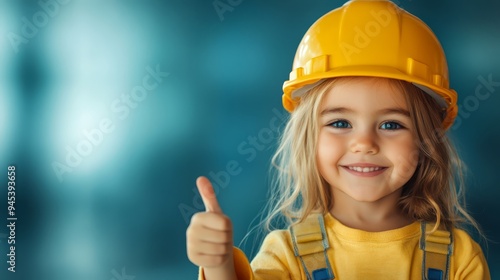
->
<box><xmin>348</xmin><ymin>166</ymin><xmax>382</xmax><ymax>172</ymax></box>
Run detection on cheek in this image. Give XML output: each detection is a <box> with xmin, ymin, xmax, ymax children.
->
<box><xmin>317</xmin><ymin>132</ymin><xmax>343</xmax><ymax>158</ymax></box>
<box><xmin>317</xmin><ymin>131</ymin><xmax>344</xmax><ymax>174</ymax></box>
<box><xmin>390</xmin><ymin>140</ymin><xmax>419</xmax><ymax>182</ymax></box>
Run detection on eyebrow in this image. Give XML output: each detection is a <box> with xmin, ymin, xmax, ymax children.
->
<box><xmin>320</xmin><ymin>107</ymin><xmax>410</xmax><ymax>117</ymax></box>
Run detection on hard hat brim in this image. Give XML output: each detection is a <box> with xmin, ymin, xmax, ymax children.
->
<box><xmin>282</xmin><ymin>65</ymin><xmax>457</xmax><ymax>129</ymax></box>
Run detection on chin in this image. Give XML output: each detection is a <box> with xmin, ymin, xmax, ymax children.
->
<box><xmin>346</xmin><ymin>188</ymin><xmax>400</xmax><ymax>203</ymax></box>
<box><xmin>349</xmin><ymin>194</ymin><xmax>384</xmax><ymax>203</ymax></box>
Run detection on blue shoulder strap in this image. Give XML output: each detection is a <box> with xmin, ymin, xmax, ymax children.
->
<box><xmin>420</xmin><ymin>222</ymin><xmax>453</xmax><ymax>280</ymax></box>
<box><xmin>289</xmin><ymin>213</ymin><xmax>334</xmax><ymax>280</ymax></box>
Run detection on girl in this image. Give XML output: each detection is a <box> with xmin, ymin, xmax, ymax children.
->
<box><xmin>186</xmin><ymin>0</ymin><xmax>491</xmax><ymax>279</ymax></box>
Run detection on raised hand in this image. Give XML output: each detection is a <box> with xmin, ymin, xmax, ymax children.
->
<box><xmin>186</xmin><ymin>176</ymin><xmax>237</xmax><ymax>279</ymax></box>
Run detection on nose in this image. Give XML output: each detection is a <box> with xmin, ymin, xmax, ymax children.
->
<box><xmin>349</xmin><ymin>129</ymin><xmax>379</xmax><ymax>154</ymax></box>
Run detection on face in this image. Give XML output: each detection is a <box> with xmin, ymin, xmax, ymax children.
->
<box><xmin>316</xmin><ymin>78</ymin><xmax>419</xmax><ymax>204</ymax></box>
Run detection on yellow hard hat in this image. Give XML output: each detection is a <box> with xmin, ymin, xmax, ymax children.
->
<box><xmin>282</xmin><ymin>0</ymin><xmax>458</xmax><ymax>130</ymax></box>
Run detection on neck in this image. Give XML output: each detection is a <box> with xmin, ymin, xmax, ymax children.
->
<box><xmin>330</xmin><ymin>189</ymin><xmax>413</xmax><ymax>232</ymax></box>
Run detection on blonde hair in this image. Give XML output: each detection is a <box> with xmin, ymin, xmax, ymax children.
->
<box><xmin>264</xmin><ymin>77</ymin><xmax>482</xmax><ymax>235</ymax></box>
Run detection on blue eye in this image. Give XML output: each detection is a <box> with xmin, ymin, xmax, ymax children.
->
<box><xmin>329</xmin><ymin>120</ymin><xmax>351</xmax><ymax>129</ymax></box>
<box><xmin>380</xmin><ymin>121</ymin><xmax>403</xmax><ymax>130</ymax></box>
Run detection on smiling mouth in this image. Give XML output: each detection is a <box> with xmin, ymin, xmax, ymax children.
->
<box><xmin>346</xmin><ymin>166</ymin><xmax>384</xmax><ymax>173</ymax></box>
<box><xmin>340</xmin><ymin>165</ymin><xmax>388</xmax><ymax>176</ymax></box>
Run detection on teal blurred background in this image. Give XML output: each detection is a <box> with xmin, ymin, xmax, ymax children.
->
<box><xmin>0</xmin><ymin>0</ymin><xmax>499</xmax><ymax>279</ymax></box>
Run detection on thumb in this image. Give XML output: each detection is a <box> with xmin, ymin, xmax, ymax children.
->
<box><xmin>196</xmin><ymin>176</ymin><xmax>223</xmax><ymax>213</ymax></box>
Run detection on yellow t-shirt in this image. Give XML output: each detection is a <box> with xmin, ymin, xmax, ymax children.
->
<box><xmin>199</xmin><ymin>213</ymin><xmax>490</xmax><ymax>279</ymax></box>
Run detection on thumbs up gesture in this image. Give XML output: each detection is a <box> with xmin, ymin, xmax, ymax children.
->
<box><xmin>187</xmin><ymin>177</ymin><xmax>236</xmax><ymax>279</ymax></box>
